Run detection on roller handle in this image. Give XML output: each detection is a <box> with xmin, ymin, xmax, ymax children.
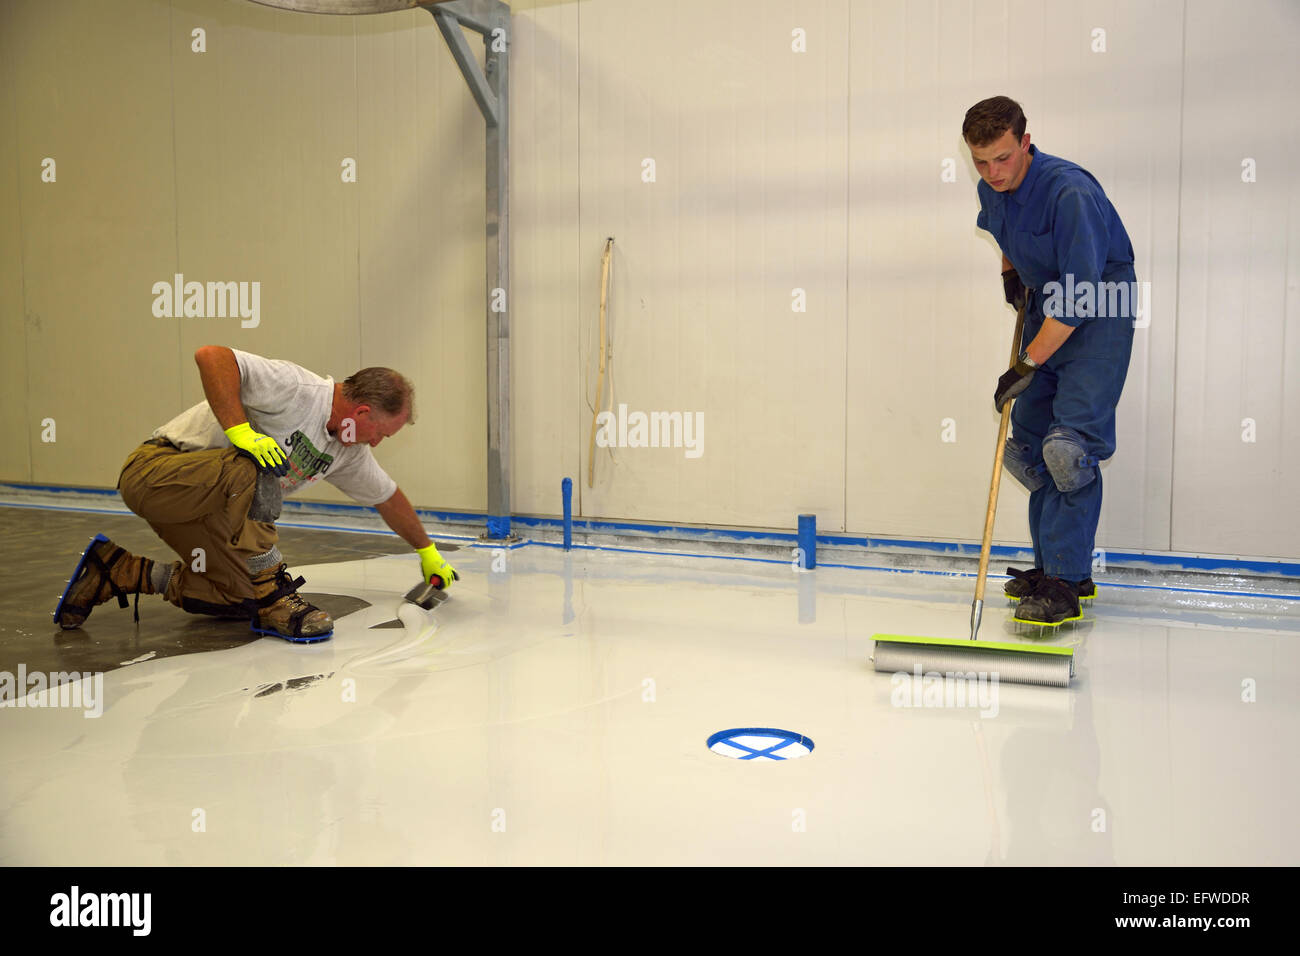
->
<box><xmin>972</xmin><ymin>300</ymin><xmax>1027</xmax><ymax>637</ymax></box>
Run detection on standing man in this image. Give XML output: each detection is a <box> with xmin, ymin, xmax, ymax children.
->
<box><xmin>53</xmin><ymin>346</ymin><xmax>460</xmax><ymax>642</ymax></box>
<box><xmin>963</xmin><ymin>96</ymin><xmax>1137</xmax><ymax>625</ymax></box>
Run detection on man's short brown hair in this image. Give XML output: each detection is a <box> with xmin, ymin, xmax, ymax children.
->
<box><xmin>962</xmin><ymin>96</ymin><xmax>1027</xmax><ymax>147</ymax></box>
<box><xmin>342</xmin><ymin>367</ymin><xmax>416</xmax><ymax>423</ymax></box>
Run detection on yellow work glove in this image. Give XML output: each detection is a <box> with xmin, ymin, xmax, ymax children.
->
<box><xmin>417</xmin><ymin>543</ymin><xmax>459</xmax><ymax>590</ymax></box>
<box><xmin>224</xmin><ymin>422</ymin><xmax>290</xmax><ymax>476</ymax></box>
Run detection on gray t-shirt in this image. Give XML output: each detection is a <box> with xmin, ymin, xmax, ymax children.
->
<box><xmin>152</xmin><ymin>350</ymin><xmax>398</xmax><ymax>507</ymax></box>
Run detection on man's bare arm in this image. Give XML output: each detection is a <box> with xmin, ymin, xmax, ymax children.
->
<box><xmin>195</xmin><ymin>346</ymin><xmax>248</xmax><ymax>429</ymax></box>
<box><xmin>374</xmin><ymin>487</ymin><xmax>432</xmax><ymax>550</ymax></box>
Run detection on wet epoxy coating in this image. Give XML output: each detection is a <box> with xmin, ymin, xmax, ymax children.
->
<box><xmin>2</xmin><ymin>543</ymin><xmax>1296</xmax><ymax>865</ymax></box>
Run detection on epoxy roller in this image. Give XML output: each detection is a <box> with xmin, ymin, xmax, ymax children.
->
<box><xmin>871</xmin><ymin>301</ymin><xmax>1075</xmax><ymax>688</ymax></box>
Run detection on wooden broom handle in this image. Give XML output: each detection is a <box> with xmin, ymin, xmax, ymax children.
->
<box><xmin>974</xmin><ymin>302</ymin><xmax>1027</xmax><ymax>602</ymax></box>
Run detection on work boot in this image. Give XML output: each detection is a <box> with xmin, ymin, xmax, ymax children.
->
<box><xmin>1005</xmin><ymin>567</ymin><xmax>1095</xmax><ymax>602</ymax></box>
<box><xmin>54</xmin><ymin>534</ymin><xmax>168</xmax><ymax>628</ymax></box>
<box><xmin>1013</xmin><ymin>575</ymin><xmax>1083</xmax><ymax>626</ymax></box>
<box><xmin>250</xmin><ymin>563</ymin><xmax>333</xmax><ymax>643</ymax></box>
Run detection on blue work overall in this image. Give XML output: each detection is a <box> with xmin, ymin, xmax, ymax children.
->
<box><xmin>977</xmin><ymin>145</ymin><xmax>1137</xmax><ymax>581</ymax></box>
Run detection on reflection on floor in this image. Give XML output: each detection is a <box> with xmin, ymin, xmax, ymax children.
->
<box><xmin>2</xmin><ymin>529</ymin><xmax>1297</xmax><ymax>865</ymax></box>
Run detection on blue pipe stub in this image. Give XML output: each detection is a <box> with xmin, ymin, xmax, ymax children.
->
<box><xmin>706</xmin><ymin>727</ymin><xmax>814</xmax><ymax>761</ymax></box>
<box><xmin>484</xmin><ymin>514</ymin><xmax>512</xmax><ymax>539</ymax></box>
<box><xmin>797</xmin><ymin>514</ymin><xmax>816</xmax><ymax>570</ymax></box>
<box><xmin>561</xmin><ymin>477</ymin><xmax>573</xmax><ymax>552</ymax></box>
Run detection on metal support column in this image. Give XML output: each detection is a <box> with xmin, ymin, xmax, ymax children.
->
<box><xmin>430</xmin><ymin>0</ymin><xmax>513</xmax><ymax>541</ymax></box>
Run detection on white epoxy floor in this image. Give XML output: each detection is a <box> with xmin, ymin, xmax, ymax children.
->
<box><xmin>2</xmin><ymin>542</ymin><xmax>1296</xmax><ymax>865</ymax></box>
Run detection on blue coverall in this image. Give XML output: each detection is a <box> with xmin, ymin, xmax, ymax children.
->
<box><xmin>976</xmin><ymin>144</ymin><xmax>1136</xmax><ymax>582</ymax></box>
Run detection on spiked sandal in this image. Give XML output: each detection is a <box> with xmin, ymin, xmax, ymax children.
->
<box><xmin>54</xmin><ymin>534</ymin><xmax>156</xmax><ymax>629</ymax></box>
<box><xmin>1005</xmin><ymin>566</ymin><xmax>1095</xmax><ymax>603</ymax></box>
<box><xmin>1012</xmin><ymin>574</ymin><xmax>1084</xmax><ymax>627</ymax></box>
<box><xmin>250</xmin><ymin>564</ymin><xmax>333</xmax><ymax>643</ymax></box>
<box><xmin>1004</xmin><ymin>567</ymin><xmax>1044</xmax><ymax>601</ymax></box>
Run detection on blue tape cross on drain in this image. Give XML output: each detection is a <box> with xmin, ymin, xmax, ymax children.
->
<box><xmin>707</xmin><ymin>727</ymin><xmax>814</xmax><ymax>761</ymax></box>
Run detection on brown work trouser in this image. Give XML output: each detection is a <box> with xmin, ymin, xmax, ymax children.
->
<box><xmin>117</xmin><ymin>441</ymin><xmax>278</xmax><ymax>615</ymax></box>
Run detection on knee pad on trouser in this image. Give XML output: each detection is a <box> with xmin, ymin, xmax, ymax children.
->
<box><xmin>1042</xmin><ymin>426</ymin><xmax>1099</xmax><ymax>493</ymax></box>
<box><xmin>1003</xmin><ymin>437</ymin><xmax>1047</xmax><ymax>492</ymax></box>
<box><xmin>248</xmin><ymin>467</ymin><xmax>283</xmax><ymax>523</ymax></box>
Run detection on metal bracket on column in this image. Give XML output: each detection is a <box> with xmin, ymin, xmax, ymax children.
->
<box><xmin>430</xmin><ymin>0</ymin><xmax>515</xmax><ymax>542</ymax></box>
<box><xmin>431</xmin><ymin>3</ymin><xmax>501</xmax><ymax>126</ymax></box>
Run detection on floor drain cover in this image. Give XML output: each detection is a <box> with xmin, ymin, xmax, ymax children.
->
<box><xmin>707</xmin><ymin>727</ymin><xmax>814</xmax><ymax>761</ymax></box>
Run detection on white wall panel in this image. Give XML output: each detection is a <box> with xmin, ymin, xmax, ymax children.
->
<box><xmin>1172</xmin><ymin>0</ymin><xmax>1300</xmax><ymax>558</ymax></box>
<box><xmin>0</xmin><ymin>3</ymin><xmax>32</xmax><ymax>484</ymax></box>
<box><xmin>845</xmin><ymin>0</ymin><xmax>1182</xmax><ymax>553</ymax></box>
<box><xmin>4</xmin><ymin>0</ymin><xmax>178</xmax><ymax>488</ymax></box>
<box><xmin>573</xmin><ymin>0</ymin><xmax>849</xmax><ymax>528</ymax></box>
<box><xmin>510</xmin><ymin>1</ymin><xmax>583</xmax><ymax>517</ymax></box>
<box><xmin>2</xmin><ymin>0</ymin><xmax>1297</xmax><ymax>561</ymax></box>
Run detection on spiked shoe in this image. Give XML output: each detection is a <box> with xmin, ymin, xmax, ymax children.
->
<box><xmin>54</xmin><ymin>534</ymin><xmax>159</xmax><ymax>628</ymax></box>
<box><xmin>1006</xmin><ymin>566</ymin><xmax>1095</xmax><ymax>603</ymax></box>
<box><xmin>250</xmin><ymin>564</ymin><xmax>333</xmax><ymax>643</ymax></box>
<box><xmin>1012</xmin><ymin>574</ymin><xmax>1084</xmax><ymax>627</ymax></box>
